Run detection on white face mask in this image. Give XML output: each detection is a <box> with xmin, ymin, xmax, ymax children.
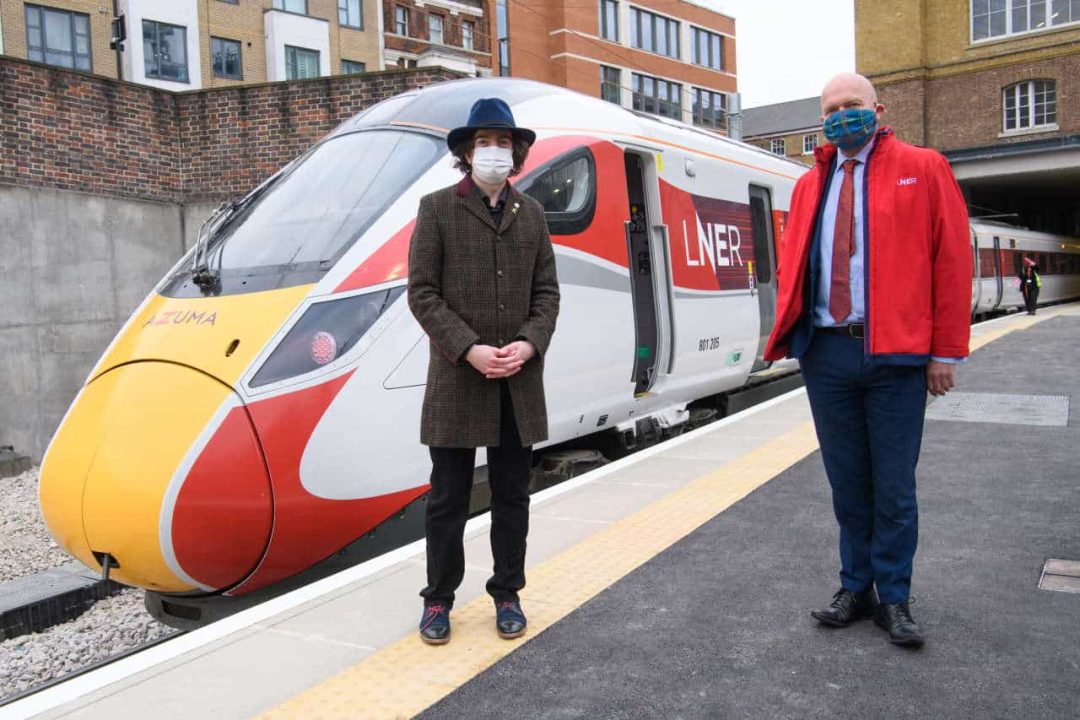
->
<box><xmin>471</xmin><ymin>145</ymin><xmax>514</xmax><ymax>185</ymax></box>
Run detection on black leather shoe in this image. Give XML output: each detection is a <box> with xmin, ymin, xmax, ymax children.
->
<box><xmin>811</xmin><ymin>588</ymin><xmax>877</xmax><ymax>627</ymax></box>
<box><xmin>419</xmin><ymin>603</ymin><xmax>450</xmax><ymax>645</ymax></box>
<box><xmin>875</xmin><ymin>602</ymin><xmax>924</xmax><ymax>647</ymax></box>
<box><xmin>495</xmin><ymin>600</ymin><xmax>527</xmax><ymax>639</ymax></box>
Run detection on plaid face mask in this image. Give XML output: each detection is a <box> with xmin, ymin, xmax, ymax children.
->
<box><xmin>823</xmin><ymin>108</ymin><xmax>878</xmax><ymax>151</ymax></box>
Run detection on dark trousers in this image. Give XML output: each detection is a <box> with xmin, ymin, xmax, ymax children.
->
<box><xmin>1024</xmin><ymin>287</ymin><xmax>1039</xmax><ymax>314</ymax></box>
<box><xmin>420</xmin><ymin>383</ymin><xmax>532</xmax><ymax>608</ymax></box>
<box><xmin>799</xmin><ymin>333</ymin><xmax>927</xmax><ymax>604</ymax></box>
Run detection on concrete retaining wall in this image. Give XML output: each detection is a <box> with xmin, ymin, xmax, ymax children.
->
<box><xmin>0</xmin><ymin>185</ymin><xmax>218</xmax><ymax>461</ymax></box>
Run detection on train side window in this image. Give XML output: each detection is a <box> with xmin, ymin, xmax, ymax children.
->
<box><xmin>517</xmin><ymin>148</ymin><xmax>597</xmax><ymax>235</ymax></box>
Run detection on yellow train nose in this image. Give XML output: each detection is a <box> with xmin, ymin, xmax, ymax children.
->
<box><xmin>39</xmin><ymin>361</ymin><xmax>271</xmax><ymax>593</ymax></box>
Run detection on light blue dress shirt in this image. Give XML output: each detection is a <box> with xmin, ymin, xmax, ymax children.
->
<box><xmin>813</xmin><ymin>138</ymin><xmax>874</xmax><ymax>329</ymax></box>
<box><xmin>812</xmin><ymin>138</ymin><xmax>963</xmax><ymax>364</ymax></box>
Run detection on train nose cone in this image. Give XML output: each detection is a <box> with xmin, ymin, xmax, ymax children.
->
<box><xmin>40</xmin><ymin>362</ymin><xmax>272</xmax><ymax>593</ymax></box>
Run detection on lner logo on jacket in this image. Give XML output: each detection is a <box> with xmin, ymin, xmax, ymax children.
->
<box><xmin>764</xmin><ymin>127</ymin><xmax>972</xmax><ymax>364</ymax></box>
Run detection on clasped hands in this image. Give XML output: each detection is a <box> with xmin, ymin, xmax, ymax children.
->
<box><xmin>465</xmin><ymin>341</ymin><xmax>535</xmax><ymax>379</ymax></box>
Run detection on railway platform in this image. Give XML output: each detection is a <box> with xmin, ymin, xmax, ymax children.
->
<box><xmin>5</xmin><ymin>305</ymin><xmax>1079</xmax><ymax>720</ymax></box>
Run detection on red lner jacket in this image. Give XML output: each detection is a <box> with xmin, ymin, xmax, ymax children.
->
<box><xmin>764</xmin><ymin>128</ymin><xmax>972</xmax><ymax>363</ymax></box>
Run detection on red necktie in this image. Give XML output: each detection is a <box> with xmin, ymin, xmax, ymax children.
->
<box><xmin>829</xmin><ymin>159</ymin><xmax>858</xmax><ymax>324</ymax></box>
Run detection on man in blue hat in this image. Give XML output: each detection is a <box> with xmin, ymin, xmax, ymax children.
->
<box><xmin>408</xmin><ymin>97</ymin><xmax>560</xmax><ymax>645</ymax></box>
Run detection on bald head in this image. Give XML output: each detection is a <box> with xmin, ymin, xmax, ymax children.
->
<box><xmin>820</xmin><ymin>73</ymin><xmax>880</xmax><ymax>118</ymax></box>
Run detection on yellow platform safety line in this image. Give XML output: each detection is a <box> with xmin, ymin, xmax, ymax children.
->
<box><xmin>258</xmin><ymin>306</ymin><xmax>1067</xmax><ymax>720</ymax></box>
<box><xmin>258</xmin><ymin>423</ymin><xmax>820</xmax><ymax>720</ymax></box>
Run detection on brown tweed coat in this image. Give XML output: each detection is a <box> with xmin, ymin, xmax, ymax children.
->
<box><xmin>407</xmin><ymin>177</ymin><xmax>560</xmax><ymax>448</ymax></box>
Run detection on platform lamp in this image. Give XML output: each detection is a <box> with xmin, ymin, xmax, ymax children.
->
<box><xmin>110</xmin><ymin>8</ymin><xmax>126</xmax><ymax>81</ymax></box>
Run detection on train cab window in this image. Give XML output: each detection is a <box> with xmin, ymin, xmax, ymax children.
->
<box><xmin>162</xmin><ymin>130</ymin><xmax>442</xmax><ymax>296</ymax></box>
<box><xmin>517</xmin><ymin>148</ymin><xmax>596</xmax><ymax>235</ymax></box>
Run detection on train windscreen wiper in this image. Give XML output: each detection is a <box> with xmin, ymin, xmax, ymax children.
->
<box><xmin>190</xmin><ymin>170</ymin><xmax>286</xmax><ymax>290</ymax></box>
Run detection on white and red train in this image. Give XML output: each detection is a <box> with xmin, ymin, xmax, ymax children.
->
<box><xmin>970</xmin><ymin>221</ymin><xmax>1080</xmax><ymax>315</ymax></box>
<box><xmin>38</xmin><ymin>79</ymin><xmax>1080</xmax><ymax>626</ymax></box>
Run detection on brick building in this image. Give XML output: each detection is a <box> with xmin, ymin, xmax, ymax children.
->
<box><xmin>495</xmin><ymin>0</ymin><xmax>738</xmax><ymax>132</ymax></box>
<box><xmin>0</xmin><ymin>0</ymin><xmax>384</xmax><ymax>89</ymax></box>
<box><xmin>742</xmin><ymin>96</ymin><xmax>823</xmax><ymax>167</ymax></box>
<box><xmin>382</xmin><ymin>0</ymin><xmax>492</xmax><ymax>75</ymax></box>
<box><xmin>856</xmin><ymin>0</ymin><xmax>1080</xmax><ymax>235</ymax></box>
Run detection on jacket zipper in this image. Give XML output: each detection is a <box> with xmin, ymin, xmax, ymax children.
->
<box><xmin>861</xmin><ymin>134</ymin><xmax>885</xmax><ymax>356</ymax></box>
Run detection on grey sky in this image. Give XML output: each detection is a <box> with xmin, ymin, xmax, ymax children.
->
<box><xmin>700</xmin><ymin>0</ymin><xmax>856</xmax><ymax>109</ymax></box>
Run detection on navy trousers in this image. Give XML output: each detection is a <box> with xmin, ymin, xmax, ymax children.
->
<box><xmin>799</xmin><ymin>333</ymin><xmax>927</xmax><ymax>604</ymax></box>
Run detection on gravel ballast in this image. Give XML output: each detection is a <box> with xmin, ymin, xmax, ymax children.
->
<box><xmin>0</xmin><ymin>589</ymin><xmax>174</xmax><ymax>700</ymax></box>
<box><xmin>0</xmin><ymin>468</ymin><xmax>69</xmax><ymax>583</ymax></box>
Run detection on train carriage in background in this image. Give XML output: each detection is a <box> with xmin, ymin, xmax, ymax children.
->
<box><xmin>970</xmin><ymin>221</ymin><xmax>1080</xmax><ymax>316</ymax></box>
<box><xmin>37</xmin><ymin>78</ymin><xmax>1080</xmax><ymax>628</ymax></box>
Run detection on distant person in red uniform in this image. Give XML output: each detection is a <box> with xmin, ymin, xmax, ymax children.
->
<box><xmin>764</xmin><ymin>73</ymin><xmax>972</xmax><ymax>647</ymax></box>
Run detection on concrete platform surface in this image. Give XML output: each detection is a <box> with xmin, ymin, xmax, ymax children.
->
<box><xmin>422</xmin><ymin>312</ymin><xmax>1080</xmax><ymax>720</ymax></box>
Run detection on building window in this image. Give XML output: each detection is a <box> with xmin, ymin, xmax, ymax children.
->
<box><xmin>462</xmin><ymin>20</ymin><xmax>474</xmax><ymax>50</ymax></box>
<box><xmin>285</xmin><ymin>45</ymin><xmax>320</xmax><ymax>80</ymax></box>
<box><xmin>630</xmin><ymin>8</ymin><xmax>680</xmax><ymax>59</ymax></box>
<box><xmin>601</xmin><ymin>65</ymin><xmax>621</xmax><ymax>104</ymax></box>
<box><xmin>691</xmin><ymin>27</ymin><xmax>723</xmax><ymax>71</ymax></box>
<box><xmin>395</xmin><ymin>5</ymin><xmax>409</xmax><ymax>36</ymax></box>
<box><xmin>273</xmin><ymin>0</ymin><xmax>308</xmax><ymax>14</ymax></box>
<box><xmin>691</xmin><ymin>88</ymin><xmax>726</xmax><ymax>129</ymax></box>
<box><xmin>770</xmin><ymin>138</ymin><xmax>786</xmax><ymax>156</ymax></box>
<box><xmin>802</xmin><ymin>134</ymin><xmax>817</xmax><ymax>154</ymax></box>
<box><xmin>24</xmin><ymin>5</ymin><xmax>92</xmax><ymax>71</ymax></box>
<box><xmin>211</xmin><ymin>37</ymin><xmax>242</xmax><ymax>79</ymax></box>
<box><xmin>342</xmin><ymin>59</ymin><xmax>366</xmax><ymax>75</ymax></box>
<box><xmin>1003</xmin><ymin>79</ymin><xmax>1057</xmax><ymax>131</ymax></box>
<box><xmin>632</xmin><ymin>72</ymin><xmax>682</xmax><ymax>119</ymax></box>
<box><xmin>497</xmin><ymin>0</ymin><xmax>510</xmax><ymax>76</ymax></box>
<box><xmin>972</xmin><ymin>0</ymin><xmax>1080</xmax><ymax>41</ymax></box>
<box><xmin>339</xmin><ymin>0</ymin><xmax>362</xmax><ymax>29</ymax></box>
<box><xmin>429</xmin><ymin>14</ymin><xmax>444</xmax><ymax>44</ymax></box>
<box><xmin>1051</xmin><ymin>0</ymin><xmax>1080</xmax><ymax>25</ymax></box>
<box><xmin>143</xmin><ymin>20</ymin><xmax>189</xmax><ymax>82</ymax></box>
<box><xmin>599</xmin><ymin>0</ymin><xmax>619</xmax><ymax>41</ymax></box>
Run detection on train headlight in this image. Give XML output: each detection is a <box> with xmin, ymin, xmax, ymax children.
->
<box><xmin>250</xmin><ymin>286</ymin><xmax>404</xmax><ymax>388</ymax></box>
<box><xmin>310</xmin><ymin>332</ymin><xmax>338</xmax><ymax>366</ymax></box>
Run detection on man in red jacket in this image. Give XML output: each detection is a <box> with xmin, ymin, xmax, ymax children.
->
<box><xmin>764</xmin><ymin>73</ymin><xmax>971</xmax><ymax>647</ymax></box>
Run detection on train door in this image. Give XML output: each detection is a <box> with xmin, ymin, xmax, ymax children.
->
<box><xmin>992</xmin><ymin>235</ymin><xmax>1004</xmax><ymax>309</ymax></box>
<box><xmin>623</xmin><ymin>151</ymin><xmax>671</xmax><ymax>396</ymax></box>
<box><xmin>748</xmin><ymin>186</ymin><xmax>778</xmax><ymax>372</ymax></box>
<box><xmin>971</xmin><ymin>230</ymin><xmax>982</xmax><ymax>313</ymax></box>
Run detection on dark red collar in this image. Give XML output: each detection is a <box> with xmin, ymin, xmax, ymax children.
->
<box><xmin>455</xmin><ymin>174</ymin><xmax>516</xmax><ymax>201</ymax></box>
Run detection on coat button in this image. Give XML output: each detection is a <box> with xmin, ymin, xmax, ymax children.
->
<box><xmin>498</xmin><ymin>338</ymin><xmax>505</xmax><ymax>345</ymax></box>
<box><xmin>497</xmin><ymin>270</ymin><xmax>504</xmax><ymax>277</ymax></box>
<box><xmin>498</xmin><ymin>303</ymin><xmax>505</xmax><ymax>311</ymax></box>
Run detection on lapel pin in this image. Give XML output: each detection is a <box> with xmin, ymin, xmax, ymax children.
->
<box><xmin>512</xmin><ymin>202</ymin><xmax>520</xmax><ymax>214</ymax></box>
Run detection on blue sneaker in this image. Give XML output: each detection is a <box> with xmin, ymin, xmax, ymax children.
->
<box><xmin>495</xmin><ymin>600</ymin><xmax>527</xmax><ymax>639</ymax></box>
<box><xmin>419</xmin><ymin>603</ymin><xmax>450</xmax><ymax>645</ymax></box>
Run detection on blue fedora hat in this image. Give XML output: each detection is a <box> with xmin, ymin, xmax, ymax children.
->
<box><xmin>446</xmin><ymin>97</ymin><xmax>536</xmax><ymax>150</ymax></box>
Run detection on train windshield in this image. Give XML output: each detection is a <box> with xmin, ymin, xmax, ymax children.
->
<box><xmin>163</xmin><ymin>129</ymin><xmax>443</xmax><ymax>296</ymax></box>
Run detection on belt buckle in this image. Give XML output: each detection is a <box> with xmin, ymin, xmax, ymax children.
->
<box><xmin>847</xmin><ymin>323</ymin><xmax>865</xmax><ymax>339</ymax></box>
